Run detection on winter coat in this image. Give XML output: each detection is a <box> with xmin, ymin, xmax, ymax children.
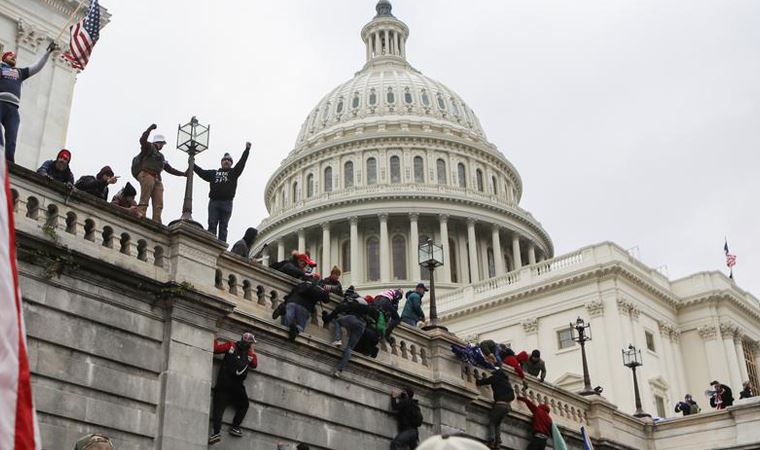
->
<box><xmin>502</xmin><ymin>350</ymin><xmax>528</xmax><ymax>379</ymax></box>
<box><xmin>675</xmin><ymin>400</ymin><xmax>699</xmax><ymax>416</ymax></box>
<box><xmin>518</xmin><ymin>396</ymin><xmax>552</xmax><ymax>436</ymax></box>
<box><xmin>37</xmin><ymin>160</ymin><xmax>74</xmax><ymax>184</ymax></box>
<box><xmin>213</xmin><ymin>339</ymin><xmax>257</xmax><ymax>386</ymax></box>
<box><xmin>740</xmin><ymin>388</ymin><xmax>754</xmax><ymax>399</ymax></box>
<box><xmin>476</xmin><ymin>368</ymin><xmax>515</xmax><ymax>403</ymax></box>
<box><xmin>111</xmin><ymin>190</ymin><xmax>137</xmax><ymax>208</ymax></box>
<box><xmin>710</xmin><ymin>384</ymin><xmax>734</xmax><ymax>409</ymax></box>
<box><xmin>138</xmin><ymin>127</ymin><xmax>184</xmax><ymax>179</ymax></box>
<box><xmin>320</xmin><ymin>276</ymin><xmax>343</xmax><ymax>296</ymax></box>
<box><xmin>194</xmin><ymin>147</ymin><xmax>250</xmax><ymax>201</ymax></box>
<box><xmin>391</xmin><ymin>395</ymin><xmax>420</xmax><ymax>432</ymax></box>
<box><xmin>75</xmin><ymin>175</ymin><xmax>109</xmax><ymax>200</ymax></box>
<box><xmin>522</xmin><ymin>357</ymin><xmax>547</xmax><ymax>380</ymax></box>
<box><xmin>270</xmin><ymin>259</ymin><xmax>307</xmax><ymax>280</ymax></box>
<box><xmin>286</xmin><ymin>280</ymin><xmax>329</xmax><ymax>313</ymax></box>
<box><xmin>401</xmin><ymin>290</ymin><xmax>425</xmax><ymax>324</ymax></box>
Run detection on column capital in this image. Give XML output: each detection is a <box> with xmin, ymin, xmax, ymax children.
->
<box><xmin>522</xmin><ymin>318</ymin><xmax>538</xmax><ymax>335</ymax></box>
<box><xmin>438</xmin><ymin>214</ymin><xmax>449</xmax><ymax>224</ymax></box>
<box><xmin>378</xmin><ymin>213</ymin><xmax>388</xmax><ymax>222</ymax></box>
<box><xmin>466</xmin><ymin>218</ymin><xmax>477</xmax><ymax>227</ymax></box>
<box><xmin>698</xmin><ymin>324</ymin><xmax>718</xmax><ymax>341</ymax></box>
<box><xmin>409</xmin><ymin>212</ymin><xmax>419</xmax><ymax>221</ymax></box>
<box><xmin>297</xmin><ymin>228</ymin><xmax>306</xmax><ymax>236</ymax></box>
<box><xmin>585</xmin><ymin>299</ymin><xmax>605</xmax><ymax>318</ymax></box>
<box><xmin>321</xmin><ymin>221</ymin><xmax>331</xmax><ymax>231</ymax></box>
<box><xmin>16</xmin><ymin>19</ymin><xmax>47</xmax><ymax>52</ymax></box>
<box><xmin>491</xmin><ymin>224</ymin><xmax>501</xmax><ymax>233</ymax></box>
<box><xmin>349</xmin><ymin>216</ymin><xmax>359</xmax><ymax>226</ymax></box>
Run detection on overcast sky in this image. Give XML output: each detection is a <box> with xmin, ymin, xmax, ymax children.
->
<box><xmin>65</xmin><ymin>0</ymin><xmax>760</xmax><ymax>297</ymax></box>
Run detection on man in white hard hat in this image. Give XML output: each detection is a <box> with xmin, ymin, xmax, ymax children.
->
<box><xmin>134</xmin><ymin>123</ymin><xmax>186</xmax><ymax>223</ymax></box>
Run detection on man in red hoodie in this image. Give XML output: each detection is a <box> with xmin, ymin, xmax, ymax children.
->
<box><xmin>517</xmin><ymin>395</ymin><xmax>553</xmax><ymax>450</ymax></box>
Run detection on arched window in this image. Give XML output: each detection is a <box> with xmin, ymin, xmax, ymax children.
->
<box><xmin>281</xmin><ymin>187</ymin><xmax>287</xmax><ymax>206</ymax></box>
<box><xmin>392</xmin><ymin>235</ymin><xmax>407</xmax><ymax>280</ymax></box>
<box><xmin>292</xmin><ymin>181</ymin><xmax>300</xmax><ymax>203</ymax></box>
<box><xmin>421</xmin><ymin>89</ymin><xmax>431</xmax><ymax>107</ymax></box>
<box><xmin>336</xmin><ymin>97</ymin><xmax>344</xmax><ymax>114</ymax></box>
<box><xmin>344</xmin><ymin>161</ymin><xmax>354</xmax><ymax>188</ymax></box>
<box><xmin>413</xmin><ymin>156</ymin><xmax>424</xmax><ymax>183</ymax></box>
<box><xmin>491</xmin><ymin>175</ymin><xmax>498</xmax><ymax>195</ymax></box>
<box><xmin>324</xmin><ymin>167</ymin><xmax>333</xmax><ymax>193</ymax></box>
<box><xmin>306</xmin><ymin>174</ymin><xmax>314</xmax><ymax>198</ymax></box>
<box><xmin>457</xmin><ymin>163</ymin><xmax>467</xmax><ymax>188</ymax></box>
<box><xmin>437</xmin><ymin>93</ymin><xmax>446</xmax><ymax>110</ymax></box>
<box><xmin>369</xmin><ymin>88</ymin><xmax>377</xmax><ymax>106</ymax></box>
<box><xmin>390</xmin><ymin>156</ymin><xmax>401</xmax><ymax>183</ymax></box>
<box><xmin>386</xmin><ymin>87</ymin><xmax>395</xmax><ymax>104</ymax></box>
<box><xmin>476</xmin><ymin>169</ymin><xmax>484</xmax><ymax>192</ymax></box>
<box><xmin>367</xmin><ymin>157</ymin><xmax>378</xmax><ymax>185</ymax></box>
<box><xmin>451</xmin><ymin>98</ymin><xmax>460</xmax><ymax>116</ymax></box>
<box><xmin>487</xmin><ymin>248</ymin><xmax>496</xmax><ymax>278</ymax></box>
<box><xmin>449</xmin><ymin>238</ymin><xmax>458</xmax><ymax>283</ymax></box>
<box><xmin>436</xmin><ymin>159</ymin><xmax>447</xmax><ymax>185</ymax></box>
<box><xmin>367</xmin><ymin>237</ymin><xmax>380</xmax><ymax>281</ymax></box>
<box><xmin>341</xmin><ymin>241</ymin><xmax>351</xmax><ymax>272</ymax></box>
<box><xmin>321</xmin><ymin>101</ymin><xmax>331</xmax><ymax>122</ymax></box>
<box><xmin>404</xmin><ymin>88</ymin><xmax>413</xmax><ymax>104</ymax></box>
<box><xmin>352</xmin><ymin>92</ymin><xmax>360</xmax><ymax>109</ymax></box>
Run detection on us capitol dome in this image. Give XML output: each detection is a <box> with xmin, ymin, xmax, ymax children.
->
<box><xmin>256</xmin><ymin>0</ymin><xmax>553</xmax><ymax>293</ymax></box>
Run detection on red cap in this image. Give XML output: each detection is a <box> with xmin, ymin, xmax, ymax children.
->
<box><xmin>296</xmin><ymin>253</ymin><xmax>316</xmax><ymax>266</ymax></box>
<box><xmin>57</xmin><ymin>149</ymin><xmax>71</xmax><ymax>162</ymax></box>
<box><xmin>2</xmin><ymin>51</ymin><xmax>15</xmax><ymax>62</ymax></box>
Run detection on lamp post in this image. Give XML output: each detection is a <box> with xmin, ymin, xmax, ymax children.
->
<box><xmin>418</xmin><ymin>238</ymin><xmax>445</xmax><ymax>331</ymax></box>
<box><xmin>172</xmin><ymin>116</ymin><xmax>210</xmax><ymax>227</ymax></box>
<box><xmin>622</xmin><ymin>344</ymin><xmax>651</xmax><ymax>418</ymax></box>
<box><xmin>570</xmin><ymin>316</ymin><xmax>597</xmax><ymax>396</ymax></box>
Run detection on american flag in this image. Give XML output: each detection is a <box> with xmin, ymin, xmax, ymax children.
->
<box><xmin>724</xmin><ymin>239</ymin><xmax>736</xmax><ymax>279</ymax></box>
<box><xmin>63</xmin><ymin>0</ymin><xmax>101</xmax><ymax>70</ymax></box>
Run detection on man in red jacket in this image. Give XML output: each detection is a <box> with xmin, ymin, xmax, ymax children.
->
<box><xmin>209</xmin><ymin>332</ymin><xmax>258</xmax><ymax>445</ymax></box>
<box><xmin>517</xmin><ymin>395</ymin><xmax>553</xmax><ymax>450</ymax></box>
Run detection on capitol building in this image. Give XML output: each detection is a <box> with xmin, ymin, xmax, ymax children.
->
<box><xmin>256</xmin><ymin>0</ymin><xmax>760</xmax><ymax>418</ymax></box>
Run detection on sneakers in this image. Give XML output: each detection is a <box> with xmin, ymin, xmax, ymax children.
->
<box><xmin>288</xmin><ymin>324</ymin><xmax>299</xmax><ymax>342</ymax></box>
<box><xmin>331</xmin><ymin>339</ymin><xmax>343</xmax><ymax>347</ymax></box>
<box><xmin>332</xmin><ymin>370</ymin><xmax>343</xmax><ymax>378</ymax></box>
<box><xmin>208</xmin><ymin>433</ymin><xmax>221</xmax><ymax>444</ymax></box>
<box><xmin>229</xmin><ymin>426</ymin><xmax>243</xmax><ymax>437</ymax></box>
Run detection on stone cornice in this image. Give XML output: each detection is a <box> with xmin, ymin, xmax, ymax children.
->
<box><xmin>585</xmin><ymin>299</ymin><xmax>605</xmax><ymax>318</ymax></box>
<box><xmin>697</xmin><ymin>324</ymin><xmax>718</xmax><ymax>341</ymax></box>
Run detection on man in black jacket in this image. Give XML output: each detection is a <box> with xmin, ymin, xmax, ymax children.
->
<box><xmin>709</xmin><ymin>380</ymin><xmax>734</xmax><ymax>409</ymax></box>
<box><xmin>330</xmin><ymin>301</ymin><xmax>372</xmax><ymax>377</ymax></box>
<box><xmin>390</xmin><ymin>387</ymin><xmax>422</xmax><ymax>450</ymax></box>
<box><xmin>282</xmin><ymin>279</ymin><xmax>329</xmax><ymax>342</ymax></box>
<box><xmin>476</xmin><ymin>366</ymin><xmax>515</xmax><ymax>449</ymax></box>
<box><xmin>75</xmin><ymin>166</ymin><xmax>118</xmax><ymax>200</ymax></box>
<box><xmin>194</xmin><ymin>143</ymin><xmax>251</xmax><ymax>242</ymax></box>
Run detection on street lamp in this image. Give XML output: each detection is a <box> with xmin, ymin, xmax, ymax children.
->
<box><xmin>622</xmin><ymin>344</ymin><xmax>651</xmax><ymax>418</ymax></box>
<box><xmin>570</xmin><ymin>316</ymin><xmax>597</xmax><ymax>396</ymax></box>
<box><xmin>172</xmin><ymin>116</ymin><xmax>210</xmax><ymax>226</ymax></box>
<box><xmin>418</xmin><ymin>238</ymin><xmax>445</xmax><ymax>331</ymax></box>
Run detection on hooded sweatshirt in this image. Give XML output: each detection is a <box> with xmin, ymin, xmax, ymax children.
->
<box><xmin>518</xmin><ymin>397</ymin><xmax>552</xmax><ymax>436</ymax></box>
<box><xmin>231</xmin><ymin>228</ymin><xmax>258</xmax><ymax>258</ymax></box>
<box><xmin>501</xmin><ymin>349</ymin><xmax>528</xmax><ymax>379</ymax></box>
<box><xmin>1</xmin><ymin>51</ymin><xmax>51</xmax><ymax>106</ymax></box>
<box><xmin>401</xmin><ymin>290</ymin><xmax>425</xmax><ymax>323</ymax></box>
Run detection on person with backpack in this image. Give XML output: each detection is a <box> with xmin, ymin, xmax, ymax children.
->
<box><xmin>476</xmin><ymin>366</ymin><xmax>515</xmax><ymax>449</ymax></box>
<box><xmin>373</xmin><ymin>288</ymin><xmax>403</xmax><ymax>344</ymax></box>
<box><xmin>209</xmin><ymin>332</ymin><xmax>258</xmax><ymax>445</ymax></box>
<box><xmin>674</xmin><ymin>394</ymin><xmax>700</xmax><ymax>416</ymax></box>
<box><xmin>401</xmin><ymin>283</ymin><xmax>427</xmax><ymax>327</ymax></box>
<box><xmin>133</xmin><ymin>124</ymin><xmax>186</xmax><ymax>224</ymax></box>
<box><xmin>74</xmin><ymin>165</ymin><xmax>118</xmax><ymax>200</ymax></box>
<box><xmin>390</xmin><ymin>387</ymin><xmax>423</xmax><ymax>450</ymax></box>
<box><xmin>193</xmin><ymin>143</ymin><xmax>251</xmax><ymax>242</ymax></box>
<box><xmin>282</xmin><ymin>278</ymin><xmax>330</xmax><ymax>342</ymax></box>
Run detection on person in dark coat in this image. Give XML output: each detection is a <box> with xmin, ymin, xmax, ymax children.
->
<box><xmin>111</xmin><ymin>182</ymin><xmax>142</xmax><ymax>218</ymax></box>
<box><xmin>740</xmin><ymin>381</ymin><xmax>755</xmax><ymax>399</ymax></box>
<box><xmin>521</xmin><ymin>350</ymin><xmax>547</xmax><ymax>382</ymax></box>
<box><xmin>390</xmin><ymin>387</ymin><xmax>422</xmax><ymax>450</ymax></box>
<box><xmin>231</xmin><ymin>227</ymin><xmax>258</xmax><ymax>259</ymax></box>
<box><xmin>135</xmin><ymin>124</ymin><xmax>186</xmax><ymax>223</ymax></box>
<box><xmin>37</xmin><ymin>149</ymin><xmax>74</xmax><ymax>184</ymax></box>
<box><xmin>282</xmin><ymin>279</ymin><xmax>329</xmax><ymax>341</ymax></box>
<box><xmin>1</xmin><ymin>42</ymin><xmax>57</xmax><ymax>162</ymax></box>
<box><xmin>709</xmin><ymin>380</ymin><xmax>734</xmax><ymax>409</ymax></box>
<box><xmin>194</xmin><ymin>143</ymin><xmax>251</xmax><ymax>242</ymax></box>
<box><xmin>271</xmin><ymin>252</ymin><xmax>312</xmax><ymax>281</ymax></box>
<box><xmin>401</xmin><ymin>283</ymin><xmax>427</xmax><ymax>327</ymax></box>
<box><xmin>331</xmin><ymin>300</ymin><xmax>371</xmax><ymax>377</ymax></box>
<box><xmin>209</xmin><ymin>332</ymin><xmax>257</xmax><ymax>445</ymax></box>
<box><xmin>320</xmin><ymin>266</ymin><xmax>343</xmax><ymax>297</ymax></box>
<box><xmin>75</xmin><ymin>166</ymin><xmax>118</xmax><ymax>200</ymax></box>
<box><xmin>674</xmin><ymin>394</ymin><xmax>700</xmax><ymax>416</ymax></box>
<box><xmin>477</xmin><ymin>366</ymin><xmax>515</xmax><ymax>449</ymax></box>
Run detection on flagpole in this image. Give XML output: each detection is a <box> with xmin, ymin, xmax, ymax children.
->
<box><xmin>54</xmin><ymin>0</ymin><xmax>88</xmax><ymax>42</ymax></box>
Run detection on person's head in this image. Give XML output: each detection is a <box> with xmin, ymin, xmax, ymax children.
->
<box><xmin>401</xmin><ymin>386</ymin><xmax>415</xmax><ymax>399</ymax></box>
<box><xmin>743</xmin><ymin>380</ymin><xmax>752</xmax><ymax>390</ymax></box>
<box><xmin>711</xmin><ymin>380</ymin><xmax>721</xmax><ymax>389</ymax></box>
<box><xmin>2</xmin><ymin>51</ymin><xmax>16</xmax><ymax>67</ymax></box>
<box><xmin>221</xmin><ymin>152</ymin><xmax>233</xmax><ymax>169</ymax></box>
<box><xmin>501</xmin><ymin>346</ymin><xmax>515</xmax><ymax>357</ymax></box>
<box><xmin>415</xmin><ymin>282</ymin><xmax>429</xmax><ymax>295</ymax></box>
<box><xmin>685</xmin><ymin>394</ymin><xmax>693</xmax><ymax>401</ymax></box>
<box><xmin>530</xmin><ymin>349</ymin><xmax>541</xmax><ymax>362</ymax></box>
<box><xmin>122</xmin><ymin>182</ymin><xmax>137</xmax><ymax>201</ymax></box>
<box><xmin>96</xmin><ymin>166</ymin><xmax>114</xmax><ymax>182</ymax></box>
<box><xmin>393</xmin><ymin>289</ymin><xmax>403</xmax><ymax>301</ymax></box>
<box><xmin>243</xmin><ymin>227</ymin><xmax>258</xmax><ymax>245</ymax></box>
<box><xmin>296</xmin><ymin>444</ymin><xmax>310</xmax><ymax>450</ymax></box>
<box><xmin>238</xmin><ymin>332</ymin><xmax>256</xmax><ymax>350</ymax></box>
<box><xmin>55</xmin><ymin>149</ymin><xmax>71</xmax><ymax>171</ymax></box>
<box><xmin>330</xmin><ymin>265</ymin><xmax>341</xmax><ymax>280</ymax></box>
<box><xmin>152</xmin><ymin>134</ymin><xmax>167</xmax><ymax>151</ymax></box>
<box><xmin>74</xmin><ymin>433</ymin><xmax>114</xmax><ymax>450</ymax></box>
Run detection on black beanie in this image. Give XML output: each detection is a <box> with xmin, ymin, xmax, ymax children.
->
<box><xmin>123</xmin><ymin>182</ymin><xmax>137</xmax><ymax>197</ymax></box>
<box><xmin>531</xmin><ymin>349</ymin><xmax>541</xmax><ymax>358</ymax></box>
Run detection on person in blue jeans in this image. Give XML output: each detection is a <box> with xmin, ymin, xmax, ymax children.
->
<box><xmin>1</xmin><ymin>41</ymin><xmax>58</xmax><ymax>162</ymax></box>
<box><xmin>282</xmin><ymin>279</ymin><xmax>329</xmax><ymax>342</ymax></box>
<box><xmin>194</xmin><ymin>142</ymin><xmax>251</xmax><ymax>242</ymax></box>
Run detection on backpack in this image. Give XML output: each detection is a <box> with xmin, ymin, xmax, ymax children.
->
<box><xmin>689</xmin><ymin>403</ymin><xmax>700</xmax><ymax>414</ymax></box>
<box><xmin>409</xmin><ymin>401</ymin><xmax>423</xmax><ymax>427</ymax></box>
<box><xmin>131</xmin><ymin>153</ymin><xmax>143</xmax><ymax>179</ymax></box>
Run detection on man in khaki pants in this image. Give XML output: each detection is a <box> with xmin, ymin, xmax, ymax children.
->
<box><xmin>135</xmin><ymin>124</ymin><xmax>186</xmax><ymax>223</ymax></box>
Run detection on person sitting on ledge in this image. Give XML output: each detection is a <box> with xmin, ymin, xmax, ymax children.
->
<box><xmin>209</xmin><ymin>332</ymin><xmax>258</xmax><ymax>445</ymax></box>
<box><xmin>740</xmin><ymin>381</ymin><xmax>755</xmax><ymax>399</ymax></box>
<box><xmin>37</xmin><ymin>149</ymin><xmax>74</xmax><ymax>184</ymax></box>
<box><xmin>110</xmin><ymin>182</ymin><xmax>143</xmax><ymax>218</ymax></box>
<box><xmin>75</xmin><ymin>165</ymin><xmax>118</xmax><ymax>200</ymax></box>
<box><xmin>271</xmin><ymin>251</ymin><xmax>313</xmax><ymax>280</ymax></box>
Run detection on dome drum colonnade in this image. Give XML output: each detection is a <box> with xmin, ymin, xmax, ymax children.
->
<box><xmin>255</xmin><ymin>0</ymin><xmax>553</xmax><ymax>292</ymax></box>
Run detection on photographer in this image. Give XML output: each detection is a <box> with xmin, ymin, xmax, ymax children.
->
<box><xmin>709</xmin><ymin>380</ymin><xmax>734</xmax><ymax>410</ymax></box>
<box><xmin>390</xmin><ymin>387</ymin><xmax>423</xmax><ymax>450</ymax></box>
<box><xmin>674</xmin><ymin>394</ymin><xmax>700</xmax><ymax>416</ymax></box>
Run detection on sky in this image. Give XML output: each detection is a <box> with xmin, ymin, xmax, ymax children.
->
<box><xmin>66</xmin><ymin>0</ymin><xmax>760</xmax><ymax>297</ymax></box>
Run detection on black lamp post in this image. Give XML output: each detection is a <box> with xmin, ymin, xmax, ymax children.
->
<box><xmin>570</xmin><ymin>316</ymin><xmax>597</xmax><ymax>396</ymax></box>
<box><xmin>172</xmin><ymin>116</ymin><xmax>209</xmax><ymax>227</ymax></box>
<box><xmin>622</xmin><ymin>344</ymin><xmax>651</xmax><ymax>418</ymax></box>
<box><xmin>418</xmin><ymin>238</ymin><xmax>445</xmax><ymax>331</ymax></box>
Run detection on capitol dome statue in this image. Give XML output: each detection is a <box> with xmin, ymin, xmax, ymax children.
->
<box><xmin>256</xmin><ymin>0</ymin><xmax>553</xmax><ymax>292</ymax></box>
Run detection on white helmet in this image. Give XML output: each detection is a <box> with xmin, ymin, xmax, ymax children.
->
<box><xmin>152</xmin><ymin>134</ymin><xmax>167</xmax><ymax>144</ymax></box>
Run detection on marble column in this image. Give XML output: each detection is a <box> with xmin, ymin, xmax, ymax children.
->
<box><xmin>439</xmin><ymin>215</ymin><xmax>451</xmax><ymax>283</ymax></box>
<box><xmin>467</xmin><ymin>219</ymin><xmax>479</xmax><ymax>283</ymax></box>
<box><xmin>297</xmin><ymin>229</ymin><xmax>306</xmax><ymax>253</ymax></box>
<box><xmin>379</xmin><ymin>213</ymin><xmax>390</xmax><ymax>282</ymax></box>
<box><xmin>699</xmin><ymin>325</ymin><xmax>730</xmax><ymax>382</ymax></box>
<box><xmin>277</xmin><ymin>239</ymin><xmax>285</xmax><ymax>262</ymax></box>
<box><xmin>512</xmin><ymin>234</ymin><xmax>522</xmax><ymax>270</ymax></box>
<box><xmin>735</xmin><ymin>334</ymin><xmax>749</xmax><ymax>383</ymax></box>
<box><xmin>491</xmin><ymin>225</ymin><xmax>504</xmax><ymax>276</ymax></box>
<box><xmin>350</xmin><ymin>217</ymin><xmax>359</xmax><ymax>282</ymax></box>
<box><xmin>322</xmin><ymin>223</ymin><xmax>331</xmax><ymax>276</ymax></box>
<box><xmin>409</xmin><ymin>213</ymin><xmax>421</xmax><ymax>281</ymax></box>
<box><xmin>528</xmin><ymin>243</ymin><xmax>536</xmax><ymax>265</ymax></box>
<box><xmin>722</xmin><ymin>325</ymin><xmax>743</xmax><ymax>389</ymax></box>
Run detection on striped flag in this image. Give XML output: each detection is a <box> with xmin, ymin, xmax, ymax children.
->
<box><xmin>0</xmin><ymin>145</ymin><xmax>40</xmax><ymax>448</ymax></box>
<box><xmin>724</xmin><ymin>239</ymin><xmax>736</xmax><ymax>279</ymax></box>
<box><xmin>63</xmin><ymin>0</ymin><xmax>101</xmax><ymax>70</ymax></box>
<box><xmin>581</xmin><ymin>426</ymin><xmax>595</xmax><ymax>450</ymax></box>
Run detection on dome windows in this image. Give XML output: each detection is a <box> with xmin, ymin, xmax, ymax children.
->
<box><xmin>292</xmin><ymin>181</ymin><xmax>300</xmax><ymax>203</ymax></box>
<box><xmin>390</xmin><ymin>156</ymin><xmax>401</xmax><ymax>183</ymax></box>
<box><xmin>366</xmin><ymin>157</ymin><xmax>378</xmax><ymax>185</ymax></box>
<box><xmin>436</xmin><ymin>159</ymin><xmax>447</xmax><ymax>185</ymax></box>
<box><xmin>457</xmin><ymin>163</ymin><xmax>467</xmax><ymax>188</ymax></box>
<box><xmin>404</xmin><ymin>88</ymin><xmax>413</xmax><ymax>105</ymax></box>
<box><xmin>352</xmin><ymin>92</ymin><xmax>361</xmax><ymax>109</ymax></box>
<box><xmin>306</xmin><ymin>174</ymin><xmax>314</xmax><ymax>198</ymax></box>
<box><xmin>386</xmin><ymin>87</ymin><xmax>395</xmax><ymax>104</ymax></box>
<box><xmin>436</xmin><ymin>93</ymin><xmax>446</xmax><ymax>111</ymax></box>
<box><xmin>413</xmin><ymin>156</ymin><xmax>424</xmax><ymax>183</ymax></box>
<box><xmin>450</xmin><ymin>98</ymin><xmax>460</xmax><ymax>116</ymax></box>
<box><xmin>421</xmin><ymin>89</ymin><xmax>431</xmax><ymax>107</ymax></box>
<box><xmin>321</xmin><ymin>101</ymin><xmax>331</xmax><ymax>123</ymax></box>
<box><xmin>369</xmin><ymin>88</ymin><xmax>378</xmax><ymax>106</ymax></box>
<box><xmin>324</xmin><ymin>166</ymin><xmax>333</xmax><ymax>193</ymax></box>
<box><xmin>344</xmin><ymin>161</ymin><xmax>354</xmax><ymax>188</ymax></box>
<box><xmin>491</xmin><ymin>175</ymin><xmax>498</xmax><ymax>195</ymax></box>
<box><xmin>336</xmin><ymin>97</ymin><xmax>344</xmax><ymax>114</ymax></box>
<box><xmin>476</xmin><ymin>169</ymin><xmax>484</xmax><ymax>192</ymax></box>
